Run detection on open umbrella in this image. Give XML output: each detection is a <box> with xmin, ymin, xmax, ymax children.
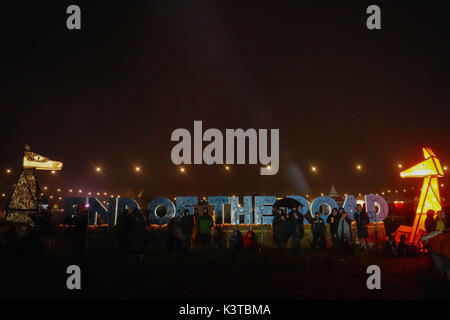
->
<box><xmin>274</xmin><ymin>198</ymin><xmax>302</xmax><ymax>208</ymax></box>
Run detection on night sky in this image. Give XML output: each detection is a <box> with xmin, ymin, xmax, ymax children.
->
<box><xmin>1</xmin><ymin>1</ymin><xmax>449</xmax><ymax>201</ymax></box>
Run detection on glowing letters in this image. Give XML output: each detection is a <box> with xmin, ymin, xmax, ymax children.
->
<box><xmin>230</xmin><ymin>196</ymin><xmax>252</xmax><ymax>225</ymax></box>
<box><xmin>65</xmin><ymin>194</ymin><xmax>389</xmax><ymax>226</ymax></box>
<box><xmin>310</xmin><ymin>196</ymin><xmax>339</xmax><ymax>222</ymax></box>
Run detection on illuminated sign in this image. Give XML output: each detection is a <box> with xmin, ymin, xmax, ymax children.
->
<box><xmin>400</xmin><ymin>147</ymin><xmax>444</xmax><ymax>244</ymax></box>
<box><xmin>64</xmin><ymin>194</ymin><xmax>388</xmax><ymax>226</ymax></box>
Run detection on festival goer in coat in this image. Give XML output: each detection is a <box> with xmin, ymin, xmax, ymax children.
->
<box><xmin>336</xmin><ymin>210</ymin><xmax>352</xmax><ymax>261</ymax></box>
<box><xmin>192</xmin><ymin>207</ymin><xmax>200</xmax><ymax>244</ymax></box>
<box><xmin>444</xmin><ymin>207</ymin><xmax>450</xmax><ymax>229</ymax></box>
<box><xmin>436</xmin><ymin>211</ymin><xmax>446</xmax><ymax>232</ymax></box>
<box><xmin>242</xmin><ymin>230</ymin><xmax>257</xmax><ymax>250</ymax></box>
<box><xmin>167</xmin><ymin>213</ymin><xmax>177</xmax><ymax>252</ymax></box>
<box><xmin>354</xmin><ymin>204</ymin><xmax>370</xmax><ymax>250</ymax></box>
<box><xmin>424</xmin><ymin>210</ymin><xmax>437</xmax><ymax>233</ymax></box>
<box><xmin>288</xmin><ymin>207</ymin><xmax>304</xmax><ymax>250</ymax></box>
<box><xmin>229</xmin><ymin>229</ymin><xmax>242</xmax><ymax>251</ymax></box>
<box><xmin>272</xmin><ymin>208</ymin><xmax>289</xmax><ymax>250</ymax></box>
<box><xmin>129</xmin><ymin>209</ymin><xmax>146</xmax><ymax>263</ymax></box>
<box><xmin>173</xmin><ymin>216</ymin><xmax>183</xmax><ymax>250</ymax></box>
<box><xmin>142</xmin><ymin>209</ymin><xmax>152</xmax><ymax>251</ymax></box>
<box><xmin>385</xmin><ymin>233</ymin><xmax>398</xmax><ymax>257</ymax></box>
<box><xmin>198</xmin><ymin>207</ymin><xmax>213</xmax><ymax>250</ymax></box>
<box><xmin>397</xmin><ymin>234</ymin><xmax>408</xmax><ymax>257</ymax></box>
<box><xmin>37</xmin><ymin>207</ymin><xmax>56</xmax><ymax>256</ymax></box>
<box><xmin>326</xmin><ymin>208</ymin><xmax>340</xmax><ymax>247</ymax></box>
<box><xmin>180</xmin><ymin>209</ymin><xmax>194</xmax><ymax>251</ymax></box>
<box><xmin>117</xmin><ymin>208</ymin><xmax>132</xmax><ymax>258</ymax></box>
<box><xmin>311</xmin><ymin>212</ymin><xmax>326</xmax><ymax>249</ymax></box>
<box><xmin>214</xmin><ymin>213</ymin><xmax>224</xmax><ymax>249</ymax></box>
<box><xmin>73</xmin><ymin>203</ymin><xmax>89</xmax><ymax>264</ymax></box>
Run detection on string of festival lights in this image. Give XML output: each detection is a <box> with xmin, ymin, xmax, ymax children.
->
<box><xmin>1</xmin><ymin>161</ymin><xmax>447</xmax><ymax>204</ymax></box>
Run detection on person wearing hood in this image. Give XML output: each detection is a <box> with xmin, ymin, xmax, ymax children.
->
<box><xmin>242</xmin><ymin>230</ymin><xmax>257</xmax><ymax>250</ymax></box>
<box><xmin>272</xmin><ymin>207</ymin><xmax>289</xmax><ymax>250</ymax></box>
<box><xmin>326</xmin><ymin>208</ymin><xmax>340</xmax><ymax>247</ymax></box>
<box><xmin>229</xmin><ymin>229</ymin><xmax>242</xmax><ymax>251</ymax></box>
<box><xmin>311</xmin><ymin>212</ymin><xmax>326</xmax><ymax>249</ymax></box>
<box><xmin>288</xmin><ymin>206</ymin><xmax>304</xmax><ymax>250</ymax></box>
<box><xmin>337</xmin><ymin>210</ymin><xmax>352</xmax><ymax>261</ymax></box>
<box><xmin>354</xmin><ymin>204</ymin><xmax>370</xmax><ymax>250</ymax></box>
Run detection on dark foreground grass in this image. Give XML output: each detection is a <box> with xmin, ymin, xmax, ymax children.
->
<box><xmin>1</xmin><ymin>239</ymin><xmax>448</xmax><ymax>300</ymax></box>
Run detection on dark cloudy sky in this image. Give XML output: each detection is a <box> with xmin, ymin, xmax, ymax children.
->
<box><xmin>1</xmin><ymin>1</ymin><xmax>449</xmax><ymax>200</ymax></box>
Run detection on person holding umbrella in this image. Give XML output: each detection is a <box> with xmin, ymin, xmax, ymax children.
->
<box><xmin>272</xmin><ymin>208</ymin><xmax>288</xmax><ymax>250</ymax></box>
<box><xmin>272</xmin><ymin>198</ymin><xmax>302</xmax><ymax>250</ymax></box>
<box><xmin>288</xmin><ymin>205</ymin><xmax>305</xmax><ymax>251</ymax></box>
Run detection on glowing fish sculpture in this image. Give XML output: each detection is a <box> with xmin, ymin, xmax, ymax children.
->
<box><xmin>6</xmin><ymin>145</ymin><xmax>63</xmax><ymax>225</ymax></box>
<box><xmin>400</xmin><ymin>147</ymin><xmax>444</xmax><ymax>244</ymax></box>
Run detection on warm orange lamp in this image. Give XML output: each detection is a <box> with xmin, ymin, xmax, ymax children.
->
<box><xmin>400</xmin><ymin>147</ymin><xmax>444</xmax><ymax>244</ymax></box>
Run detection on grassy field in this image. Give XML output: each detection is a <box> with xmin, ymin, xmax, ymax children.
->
<box><xmin>1</xmin><ymin>234</ymin><xmax>448</xmax><ymax>300</ymax></box>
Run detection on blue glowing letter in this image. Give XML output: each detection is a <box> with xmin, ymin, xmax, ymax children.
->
<box><xmin>208</xmin><ymin>196</ymin><xmax>230</xmax><ymax>224</ymax></box>
<box><xmin>175</xmin><ymin>196</ymin><xmax>198</xmax><ymax>217</ymax></box>
<box><xmin>230</xmin><ymin>196</ymin><xmax>252</xmax><ymax>225</ymax></box>
<box><xmin>254</xmin><ymin>196</ymin><xmax>276</xmax><ymax>224</ymax></box>
<box><xmin>343</xmin><ymin>195</ymin><xmax>357</xmax><ymax>220</ymax></box>
<box><xmin>287</xmin><ymin>195</ymin><xmax>310</xmax><ymax>224</ymax></box>
<box><xmin>310</xmin><ymin>196</ymin><xmax>338</xmax><ymax>221</ymax></box>
<box><xmin>148</xmin><ymin>197</ymin><xmax>176</xmax><ymax>225</ymax></box>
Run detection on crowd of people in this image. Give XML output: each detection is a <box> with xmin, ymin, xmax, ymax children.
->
<box><xmin>269</xmin><ymin>204</ymin><xmax>370</xmax><ymax>261</ymax></box>
<box><xmin>97</xmin><ymin>204</ymin><xmax>450</xmax><ymax>263</ymax></box>
<box><xmin>161</xmin><ymin>203</ymin><xmax>371</xmax><ymax>259</ymax></box>
<box><xmin>2</xmin><ymin>202</ymin><xmax>448</xmax><ymax>264</ymax></box>
<box><xmin>166</xmin><ymin>207</ymin><xmax>215</xmax><ymax>252</ymax></box>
